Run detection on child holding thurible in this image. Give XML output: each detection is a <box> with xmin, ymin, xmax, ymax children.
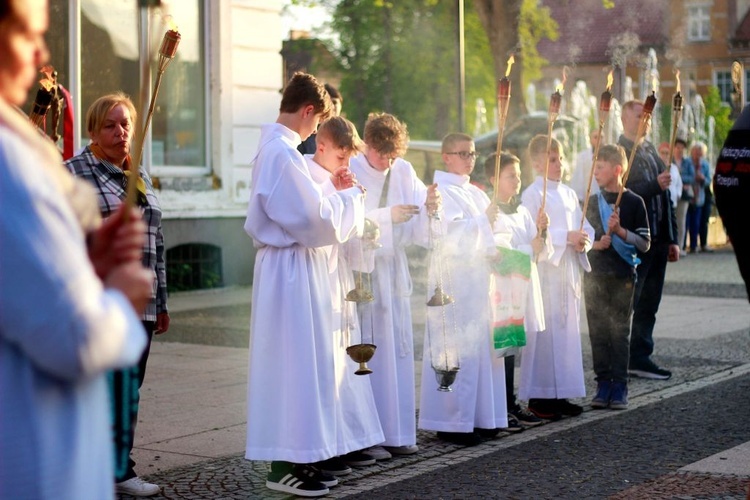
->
<box><xmin>585</xmin><ymin>144</ymin><xmax>650</xmax><ymax>410</ymax></box>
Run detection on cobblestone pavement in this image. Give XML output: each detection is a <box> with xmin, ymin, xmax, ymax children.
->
<box><xmin>119</xmin><ymin>246</ymin><xmax>750</xmax><ymax>499</ymax></box>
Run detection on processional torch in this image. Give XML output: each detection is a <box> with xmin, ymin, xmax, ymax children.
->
<box><xmin>492</xmin><ymin>55</ymin><xmax>514</xmax><ymax>203</ymax></box>
<box><xmin>612</xmin><ymin>88</ymin><xmax>657</xmax><ymax>215</ymax></box>
<box><xmin>666</xmin><ymin>71</ymin><xmax>683</xmax><ymax>171</ymax></box>
<box><xmin>579</xmin><ymin>70</ymin><xmax>613</xmax><ymax>230</ymax></box>
<box><xmin>126</xmin><ymin>18</ymin><xmax>181</xmax><ymax>209</ymax></box>
<box><xmin>539</xmin><ymin>72</ymin><xmax>566</xmax><ymax>239</ymax></box>
<box><xmin>29</xmin><ymin>67</ymin><xmax>56</xmax><ymax>129</ymax></box>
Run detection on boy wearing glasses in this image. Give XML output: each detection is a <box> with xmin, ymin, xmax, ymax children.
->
<box><xmin>418</xmin><ymin>133</ymin><xmax>508</xmax><ymax>446</ymax></box>
<box><xmin>348</xmin><ymin>113</ymin><xmax>439</xmax><ymax>459</ymax></box>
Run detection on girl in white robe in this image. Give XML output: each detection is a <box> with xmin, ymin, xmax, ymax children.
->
<box><xmin>418</xmin><ymin>134</ymin><xmax>508</xmax><ymax>443</ymax></box>
<box><xmin>519</xmin><ymin>135</ymin><xmax>594</xmax><ymax>419</ymax></box>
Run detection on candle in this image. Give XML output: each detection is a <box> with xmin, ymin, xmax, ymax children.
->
<box><xmin>644</xmin><ymin>91</ymin><xmax>657</xmax><ymax>114</ymax></box>
<box><xmin>549</xmin><ymin>90</ymin><xmax>562</xmax><ymax>116</ymax></box>
<box><xmin>498</xmin><ymin>78</ymin><xmax>511</xmax><ymax>100</ymax></box>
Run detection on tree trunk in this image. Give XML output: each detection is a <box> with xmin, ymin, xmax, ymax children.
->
<box><xmin>472</xmin><ymin>0</ymin><xmax>527</xmax><ymax>121</ymax></box>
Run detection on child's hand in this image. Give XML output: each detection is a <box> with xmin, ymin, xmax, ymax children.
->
<box><xmin>486</xmin><ymin>202</ymin><xmax>500</xmax><ymax>225</ymax></box>
<box><xmin>607</xmin><ymin>210</ymin><xmax>622</xmax><ymax>235</ymax></box>
<box><xmin>391</xmin><ymin>204</ymin><xmax>420</xmax><ymax>224</ymax></box>
<box><xmin>567</xmin><ymin>230</ymin><xmax>589</xmax><ymax>253</ymax></box>
<box><xmin>531</xmin><ymin>235</ymin><xmax>545</xmax><ymax>255</ymax></box>
<box><xmin>425</xmin><ymin>183</ymin><xmax>441</xmax><ymax>216</ymax></box>
<box><xmin>332</xmin><ymin>166</ymin><xmax>356</xmax><ymax>190</ymax></box>
<box><xmin>536</xmin><ymin>209</ymin><xmax>550</xmax><ymax>231</ymax></box>
<box><xmin>595</xmin><ymin>235</ymin><xmax>612</xmax><ymax>250</ymax></box>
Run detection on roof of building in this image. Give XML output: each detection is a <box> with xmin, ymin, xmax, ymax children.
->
<box><xmin>537</xmin><ymin>0</ymin><xmax>668</xmax><ymax>65</ymax></box>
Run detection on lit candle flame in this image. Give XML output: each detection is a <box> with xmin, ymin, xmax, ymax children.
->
<box><xmin>505</xmin><ymin>55</ymin><xmax>515</xmax><ymax>78</ymax></box>
<box><xmin>651</xmin><ymin>74</ymin><xmax>658</xmax><ymax>93</ymax></box>
<box><xmin>675</xmin><ymin>70</ymin><xmax>681</xmax><ymax>94</ymax></box>
<box><xmin>166</xmin><ymin>15</ymin><xmax>179</xmax><ymax>32</ymax></box>
<box><xmin>606</xmin><ymin>70</ymin><xmax>614</xmax><ymax>92</ymax></box>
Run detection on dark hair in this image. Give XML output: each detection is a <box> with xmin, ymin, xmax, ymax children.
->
<box><xmin>279</xmin><ymin>72</ymin><xmax>333</xmax><ymax>118</ymax></box>
<box><xmin>483</xmin><ymin>152</ymin><xmax>520</xmax><ymax>182</ymax></box>
<box><xmin>324</xmin><ymin>83</ymin><xmax>342</xmax><ymax>106</ymax></box>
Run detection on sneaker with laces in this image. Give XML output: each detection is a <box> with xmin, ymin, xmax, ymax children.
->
<box><xmin>609</xmin><ymin>381</ymin><xmax>628</xmax><ymax>410</ymax></box>
<box><xmin>266</xmin><ymin>461</ymin><xmax>329</xmax><ymax>497</ymax></box>
<box><xmin>629</xmin><ymin>359</ymin><xmax>672</xmax><ymax>380</ymax></box>
<box><xmin>383</xmin><ymin>444</ymin><xmax>419</xmax><ymax>455</ymax></box>
<box><xmin>314</xmin><ymin>456</ymin><xmax>352</xmax><ymax>476</ymax></box>
<box><xmin>510</xmin><ymin>406</ymin><xmax>543</xmax><ymax>427</ymax></box>
<box><xmin>500</xmin><ymin>413</ymin><xmax>524</xmax><ymax>433</ymax></box>
<box><xmin>363</xmin><ymin>445</ymin><xmax>392</xmax><ymax>461</ymax></box>
<box><xmin>591</xmin><ymin>380</ymin><xmax>611</xmax><ymax>409</ymax></box>
<box><xmin>341</xmin><ymin>450</ymin><xmax>377</xmax><ymax>467</ymax></box>
<box><xmin>115</xmin><ymin>477</ymin><xmax>161</xmax><ymax>497</ymax></box>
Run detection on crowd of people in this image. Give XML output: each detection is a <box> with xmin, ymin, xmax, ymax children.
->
<box><xmin>2</xmin><ymin>0</ymin><xmax>746</xmax><ymax>498</ymax></box>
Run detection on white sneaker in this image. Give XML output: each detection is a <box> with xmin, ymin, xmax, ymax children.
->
<box><xmin>364</xmin><ymin>445</ymin><xmax>392</xmax><ymax>460</ymax></box>
<box><xmin>115</xmin><ymin>477</ymin><xmax>161</xmax><ymax>497</ymax></box>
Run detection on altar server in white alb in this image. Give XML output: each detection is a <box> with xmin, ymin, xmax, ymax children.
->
<box><xmin>520</xmin><ymin>134</ymin><xmax>594</xmax><ymax>421</ymax></box>
<box><xmin>418</xmin><ymin>133</ymin><xmax>508</xmax><ymax>447</ymax></box>
<box><xmin>347</xmin><ymin>113</ymin><xmax>439</xmax><ymax>458</ymax></box>
<box><xmin>302</xmin><ymin>116</ymin><xmax>385</xmax><ymax>474</ymax></box>
<box><xmin>243</xmin><ymin>72</ymin><xmax>366</xmax><ymax>499</ymax></box>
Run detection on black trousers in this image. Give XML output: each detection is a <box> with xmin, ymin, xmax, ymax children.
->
<box><xmin>112</xmin><ymin>321</ymin><xmax>154</xmax><ymax>482</ymax></box>
<box><xmin>584</xmin><ymin>273</ymin><xmax>636</xmax><ymax>382</ymax></box>
<box><xmin>630</xmin><ymin>243</ymin><xmax>669</xmax><ymax>365</ymax></box>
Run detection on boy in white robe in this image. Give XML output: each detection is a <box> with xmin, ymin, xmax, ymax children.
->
<box><xmin>347</xmin><ymin>113</ymin><xmax>439</xmax><ymax>458</ymax></box>
<box><xmin>519</xmin><ymin>135</ymin><xmax>594</xmax><ymax>420</ymax></box>
<box><xmin>417</xmin><ymin>133</ymin><xmax>507</xmax><ymax>446</ymax></box>
<box><xmin>244</xmin><ymin>72</ymin><xmax>366</xmax><ymax>498</ymax></box>
<box><xmin>302</xmin><ymin>117</ymin><xmax>385</xmax><ymax>473</ymax></box>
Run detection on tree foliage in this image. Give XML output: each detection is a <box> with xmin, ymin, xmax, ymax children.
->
<box><xmin>704</xmin><ymin>86</ymin><xmax>732</xmax><ymax>155</ymax></box>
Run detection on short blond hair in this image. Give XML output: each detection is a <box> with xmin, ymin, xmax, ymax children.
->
<box><xmin>317</xmin><ymin>116</ymin><xmax>364</xmax><ymax>155</ymax></box>
<box><xmin>528</xmin><ymin>134</ymin><xmax>562</xmax><ymax>160</ymax></box>
<box><xmin>597</xmin><ymin>144</ymin><xmax>628</xmax><ymax>175</ymax></box>
<box><xmin>363</xmin><ymin>112</ymin><xmax>409</xmax><ymax>158</ymax></box>
<box><xmin>86</xmin><ymin>92</ymin><xmax>137</xmax><ymax>136</ymax></box>
<box><xmin>441</xmin><ymin>133</ymin><xmax>473</xmax><ymax>154</ymax></box>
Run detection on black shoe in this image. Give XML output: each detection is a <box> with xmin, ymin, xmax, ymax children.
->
<box><xmin>555</xmin><ymin>399</ymin><xmax>583</xmax><ymax>416</ymax></box>
<box><xmin>436</xmin><ymin>431</ymin><xmax>482</xmax><ymax>446</ymax></box>
<box><xmin>266</xmin><ymin>461</ymin><xmax>329</xmax><ymax>497</ymax></box>
<box><xmin>341</xmin><ymin>450</ymin><xmax>377</xmax><ymax>467</ymax></box>
<box><xmin>629</xmin><ymin>359</ymin><xmax>672</xmax><ymax>380</ymax></box>
<box><xmin>527</xmin><ymin>398</ymin><xmax>562</xmax><ymax>421</ymax></box>
<box><xmin>475</xmin><ymin>427</ymin><xmax>503</xmax><ymax>438</ymax></box>
<box><xmin>293</xmin><ymin>463</ymin><xmax>338</xmax><ymax>487</ymax></box>
<box><xmin>510</xmin><ymin>405</ymin><xmax>544</xmax><ymax>427</ymax></box>
<box><xmin>499</xmin><ymin>414</ymin><xmax>524</xmax><ymax>433</ymax></box>
<box><xmin>314</xmin><ymin>456</ymin><xmax>352</xmax><ymax>476</ymax></box>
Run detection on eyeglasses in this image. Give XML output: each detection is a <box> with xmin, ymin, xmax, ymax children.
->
<box><xmin>446</xmin><ymin>151</ymin><xmax>478</xmax><ymax>160</ymax></box>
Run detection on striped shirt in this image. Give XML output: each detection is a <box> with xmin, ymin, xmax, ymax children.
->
<box><xmin>65</xmin><ymin>146</ymin><xmax>167</xmax><ymax>321</ymax></box>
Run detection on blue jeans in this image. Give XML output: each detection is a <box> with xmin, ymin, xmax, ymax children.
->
<box><xmin>687</xmin><ymin>204</ymin><xmax>703</xmax><ymax>251</ymax></box>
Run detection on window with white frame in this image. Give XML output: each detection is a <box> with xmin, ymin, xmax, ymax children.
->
<box><xmin>687</xmin><ymin>3</ymin><xmax>711</xmax><ymax>41</ymax></box>
<box><xmin>715</xmin><ymin>70</ymin><xmax>732</xmax><ymax>104</ymax></box>
<box><xmin>45</xmin><ymin>0</ymin><xmax>209</xmax><ymax>175</ymax></box>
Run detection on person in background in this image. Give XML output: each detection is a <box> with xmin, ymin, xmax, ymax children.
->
<box><xmin>672</xmin><ymin>138</ymin><xmax>694</xmax><ymax>257</ymax></box>
<box><xmin>66</xmin><ymin>92</ymin><xmax>169</xmax><ymax>497</ymax></box>
<box><xmin>570</xmin><ymin>128</ymin><xmax>602</xmax><ymax>203</ymax></box>
<box><xmin>298</xmin><ymin>83</ymin><xmax>343</xmax><ymax>155</ymax></box>
<box><xmin>657</xmin><ymin>141</ymin><xmax>683</xmax><ymax>239</ymax></box>
<box><xmin>686</xmin><ymin>142</ymin><xmax>712</xmax><ymax>254</ymax></box>
<box><xmin>618</xmin><ymin>100</ymin><xmax>679</xmax><ymax>381</ymax></box>
<box><xmin>0</xmin><ymin>0</ymin><xmax>153</xmax><ymax>498</ymax></box>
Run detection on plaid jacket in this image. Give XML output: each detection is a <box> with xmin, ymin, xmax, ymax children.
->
<box><xmin>65</xmin><ymin>146</ymin><xmax>167</xmax><ymax>321</ymax></box>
